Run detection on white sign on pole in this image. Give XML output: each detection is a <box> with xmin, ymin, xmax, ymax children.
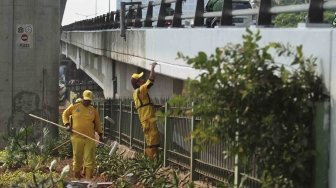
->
<box><xmin>16</xmin><ymin>24</ymin><xmax>33</xmax><ymax>49</ymax></box>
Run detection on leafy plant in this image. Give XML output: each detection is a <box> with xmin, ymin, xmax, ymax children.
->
<box><xmin>1</xmin><ymin>127</ymin><xmax>36</xmax><ymax>169</ymax></box>
<box><xmin>96</xmin><ymin>146</ymin><xmax>195</xmax><ymax>187</ymax></box>
<box><xmin>273</xmin><ymin>11</ymin><xmax>335</xmax><ymax>27</ymax></box>
<box><xmin>1</xmin><ymin>126</ymin><xmax>61</xmax><ymax>171</ymax></box>
<box><xmin>96</xmin><ymin>145</ymin><xmax>132</xmax><ymax>182</ymax></box>
<box><xmin>176</xmin><ymin>29</ymin><xmax>327</xmax><ymax>188</ymax></box>
<box><xmin>0</xmin><ymin>160</ymin><xmax>70</xmax><ymax>187</ymax></box>
<box><xmin>271</xmin><ymin>0</ymin><xmax>335</xmax><ymax>28</ymax></box>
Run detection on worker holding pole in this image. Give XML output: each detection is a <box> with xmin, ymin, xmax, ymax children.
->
<box><xmin>62</xmin><ymin>90</ymin><xmax>103</xmax><ymax>179</ymax></box>
<box><xmin>131</xmin><ymin>63</ymin><xmax>160</xmax><ymax>160</ymax></box>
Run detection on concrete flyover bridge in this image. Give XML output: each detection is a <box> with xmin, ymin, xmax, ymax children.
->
<box><xmin>60</xmin><ymin>0</ymin><xmax>336</xmax><ymax>187</ymax></box>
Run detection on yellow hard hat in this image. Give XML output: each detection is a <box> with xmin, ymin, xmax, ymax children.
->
<box><xmin>131</xmin><ymin>72</ymin><xmax>144</xmax><ymax>80</ymax></box>
<box><xmin>83</xmin><ymin>90</ymin><xmax>93</xmax><ymax>101</ymax></box>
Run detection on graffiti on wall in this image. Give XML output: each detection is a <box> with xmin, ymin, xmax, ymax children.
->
<box><xmin>7</xmin><ymin>91</ymin><xmax>51</xmax><ymax>142</ymax></box>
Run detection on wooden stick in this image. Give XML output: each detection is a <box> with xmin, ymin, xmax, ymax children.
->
<box><xmin>29</xmin><ymin>114</ymin><xmax>107</xmax><ymax>146</ymax></box>
<box><xmin>52</xmin><ymin>140</ymin><xmax>71</xmax><ymax>151</ymax></box>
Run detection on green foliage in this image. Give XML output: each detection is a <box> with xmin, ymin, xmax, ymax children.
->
<box><xmin>129</xmin><ymin>154</ymin><xmax>169</xmax><ymax>187</ymax></box>
<box><xmin>0</xmin><ymin>125</ymin><xmax>71</xmax><ymax>187</ymax></box>
<box><xmin>0</xmin><ymin>170</ymin><xmax>57</xmax><ymax>187</ymax></box>
<box><xmin>1</xmin><ymin>126</ymin><xmax>59</xmax><ymax>170</ymax></box>
<box><xmin>0</xmin><ymin>160</ymin><xmax>69</xmax><ymax>187</ymax></box>
<box><xmin>271</xmin><ymin>0</ymin><xmax>335</xmax><ymax>27</ymax></box>
<box><xmin>273</xmin><ymin>13</ymin><xmax>307</xmax><ymax>27</ymax></box>
<box><xmin>128</xmin><ymin>153</ymin><xmax>195</xmax><ymax>187</ymax></box>
<box><xmin>96</xmin><ymin>147</ymin><xmax>195</xmax><ymax>187</ymax></box>
<box><xmin>325</xmin><ymin>11</ymin><xmax>335</xmax><ymax>23</ymax></box>
<box><xmin>273</xmin><ymin>11</ymin><xmax>335</xmax><ymax>27</ymax></box>
<box><xmin>96</xmin><ymin>146</ymin><xmax>132</xmax><ymax>182</ymax></box>
<box><xmin>176</xmin><ymin>29</ymin><xmax>327</xmax><ymax>188</ymax></box>
<box><xmin>2</xmin><ymin>127</ymin><xmax>38</xmax><ymax>169</ymax></box>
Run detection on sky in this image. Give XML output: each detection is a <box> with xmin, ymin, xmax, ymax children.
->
<box><xmin>62</xmin><ymin>0</ymin><xmax>117</xmax><ymax>26</ymax></box>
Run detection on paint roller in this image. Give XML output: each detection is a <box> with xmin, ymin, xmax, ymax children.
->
<box><xmin>29</xmin><ymin>114</ymin><xmax>119</xmax><ymax>156</ymax></box>
<box><xmin>104</xmin><ymin>116</ymin><xmax>119</xmax><ymax>155</ymax></box>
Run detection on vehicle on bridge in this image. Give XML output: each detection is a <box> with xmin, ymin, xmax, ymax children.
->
<box><xmin>205</xmin><ymin>0</ymin><xmax>253</xmax><ymax>27</ymax></box>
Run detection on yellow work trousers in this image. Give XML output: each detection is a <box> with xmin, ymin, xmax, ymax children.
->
<box><xmin>71</xmin><ymin>136</ymin><xmax>96</xmax><ymax>174</ymax></box>
<box><xmin>142</xmin><ymin>118</ymin><xmax>159</xmax><ymax>146</ymax></box>
<box><xmin>142</xmin><ymin>118</ymin><xmax>160</xmax><ymax>159</ymax></box>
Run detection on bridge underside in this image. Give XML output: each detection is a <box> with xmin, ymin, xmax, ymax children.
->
<box><xmin>61</xmin><ymin>38</ymin><xmax>185</xmax><ymax>98</ymax></box>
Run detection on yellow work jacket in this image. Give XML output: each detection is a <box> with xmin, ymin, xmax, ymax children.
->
<box><xmin>133</xmin><ymin>79</ymin><xmax>155</xmax><ymax>123</ymax></box>
<box><xmin>62</xmin><ymin>103</ymin><xmax>102</xmax><ymax>139</ymax></box>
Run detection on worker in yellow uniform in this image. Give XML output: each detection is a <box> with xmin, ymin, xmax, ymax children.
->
<box><xmin>131</xmin><ymin>62</ymin><xmax>160</xmax><ymax>160</ymax></box>
<box><xmin>62</xmin><ymin>90</ymin><xmax>103</xmax><ymax>179</ymax></box>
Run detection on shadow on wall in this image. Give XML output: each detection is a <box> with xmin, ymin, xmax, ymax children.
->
<box><xmin>6</xmin><ymin>91</ymin><xmax>52</xmax><ymax>143</ymax></box>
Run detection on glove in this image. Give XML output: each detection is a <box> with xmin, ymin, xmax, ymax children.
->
<box><xmin>64</xmin><ymin>123</ymin><xmax>72</xmax><ymax>132</ymax></box>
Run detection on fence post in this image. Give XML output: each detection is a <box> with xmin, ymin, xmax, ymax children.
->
<box><xmin>234</xmin><ymin>131</ymin><xmax>239</xmax><ymax>188</ymax></box>
<box><xmin>118</xmin><ymin>100</ymin><xmax>122</xmax><ymax>143</ymax></box>
<box><xmin>163</xmin><ymin>102</ymin><xmax>168</xmax><ymax>167</ymax></box>
<box><xmin>105</xmin><ymin>99</ymin><xmax>112</xmax><ymax>139</ymax></box>
<box><xmin>102</xmin><ymin>100</ymin><xmax>105</xmax><ymax>136</ymax></box>
<box><xmin>220</xmin><ymin>0</ymin><xmax>233</xmax><ymax>26</ymax></box>
<box><xmin>127</xmin><ymin>6</ymin><xmax>134</xmax><ymax>27</ymax></box>
<box><xmin>144</xmin><ymin>1</ymin><xmax>154</xmax><ymax>27</ymax></box>
<box><xmin>194</xmin><ymin>0</ymin><xmax>204</xmax><ymax>27</ymax></box>
<box><xmin>120</xmin><ymin>2</ymin><xmax>126</xmax><ymax>38</ymax></box>
<box><xmin>308</xmin><ymin>0</ymin><xmax>323</xmax><ymax>23</ymax></box>
<box><xmin>257</xmin><ymin>0</ymin><xmax>272</xmax><ymax>26</ymax></box>
<box><xmin>129</xmin><ymin>101</ymin><xmax>134</xmax><ymax>148</ymax></box>
<box><xmin>157</xmin><ymin>0</ymin><xmax>169</xmax><ymax>27</ymax></box>
<box><xmin>172</xmin><ymin>0</ymin><xmax>182</xmax><ymax>27</ymax></box>
<box><xmin>134</xmin><ymin>4</ymin><xmax>142</xmax><ymax>28</ymax></box>
<box><xmin>97</xmin><ymin>101</ymin><xmax>100</xmax><ymax>114</ymax></box>
<box><xmin>190</xmin><ymin>102</ymin><xmax>196</xmax><ymax>181</ymax></box>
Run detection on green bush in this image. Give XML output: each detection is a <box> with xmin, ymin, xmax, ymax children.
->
<box><xmin>176</xmin><ymin>29</ymin><xmax>327</xmax><ymax>188</ymax></box>
<box><xmin>96</xmin><ymin>146</ymin><xmax>194</xmax><ymax>187</ymax></box>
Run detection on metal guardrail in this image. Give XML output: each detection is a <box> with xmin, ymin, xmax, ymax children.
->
<box><xmin>93</xmin><ymin>98</ymin><xmax>261</xmax><ymax>188</ymax></box>
<box><xmin>62</xmin><ymin>0</ymin><xmax>336</xmax><ymax>31</ymax></box>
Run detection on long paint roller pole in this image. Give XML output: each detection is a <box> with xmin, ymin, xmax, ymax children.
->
<box><xmin>29</xmin><ymin>114</ymin><xmax>108</xmax><ymax>147</ymax></box>
<box><xmin>52</xmin><ymin>140</ymin><xmax>71</xmax><ymax>151</ymax></box>
<box><xmin>29</xmin><ymin>114</ymin><xmax>119</xmax><ymax>156</ymax></box>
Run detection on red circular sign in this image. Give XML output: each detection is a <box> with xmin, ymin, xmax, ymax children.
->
<box><xmin>21</xmin><ymin>34</ymin><xmax>28</xmax><ymax>41</ymax></box>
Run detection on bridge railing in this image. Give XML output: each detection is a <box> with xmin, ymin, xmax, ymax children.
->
<box><xmin>93</xmin><ymin>98</ymin><xmax>261</xmax><ymax>188</ymax></box>
<box><xmin>62</xmin><ymin>0</ymin><xmax>336</xmax><ymax>31</ymax></box>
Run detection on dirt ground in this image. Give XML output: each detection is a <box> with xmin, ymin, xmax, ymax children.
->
<box><xmin>54</xmin><ymin>150</ymin><xmax>214</xmax><ymax>188</ymax></box>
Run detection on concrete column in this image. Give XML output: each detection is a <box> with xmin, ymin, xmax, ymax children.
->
<box><xmin>0</xmin><ymin>0</ymin><xmax>60</xmax><ymax>146</ymax></box>
<box><xmin>0</xmin><ymin>1</ymin><xmax>14</xmax><ymax>147</ymax></box>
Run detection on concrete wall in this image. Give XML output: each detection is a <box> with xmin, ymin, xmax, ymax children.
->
<box><xmin>61</xmin><ymin>26</ymin><xmax>336</xmax><ymax>187</ymax></box>
<box><xmin>0</xmin><ymin>0</ymin><xmax>60</xmax><ymax>146</ymax></box>
<box><xmin>0</xmin><ymin>1</ymin><xmax>14</xmax><ymax>144</ymax></box>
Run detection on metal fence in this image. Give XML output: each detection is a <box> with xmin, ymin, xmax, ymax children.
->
<box><xmin>62</xmin><ymin>0</ymin><xmax>336</xmax><ymax>31</ymax></box>
<box><xmin>93</xmin><ymin>98</ymin><xmax>261</xmax><ymax>188</ymax></box>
